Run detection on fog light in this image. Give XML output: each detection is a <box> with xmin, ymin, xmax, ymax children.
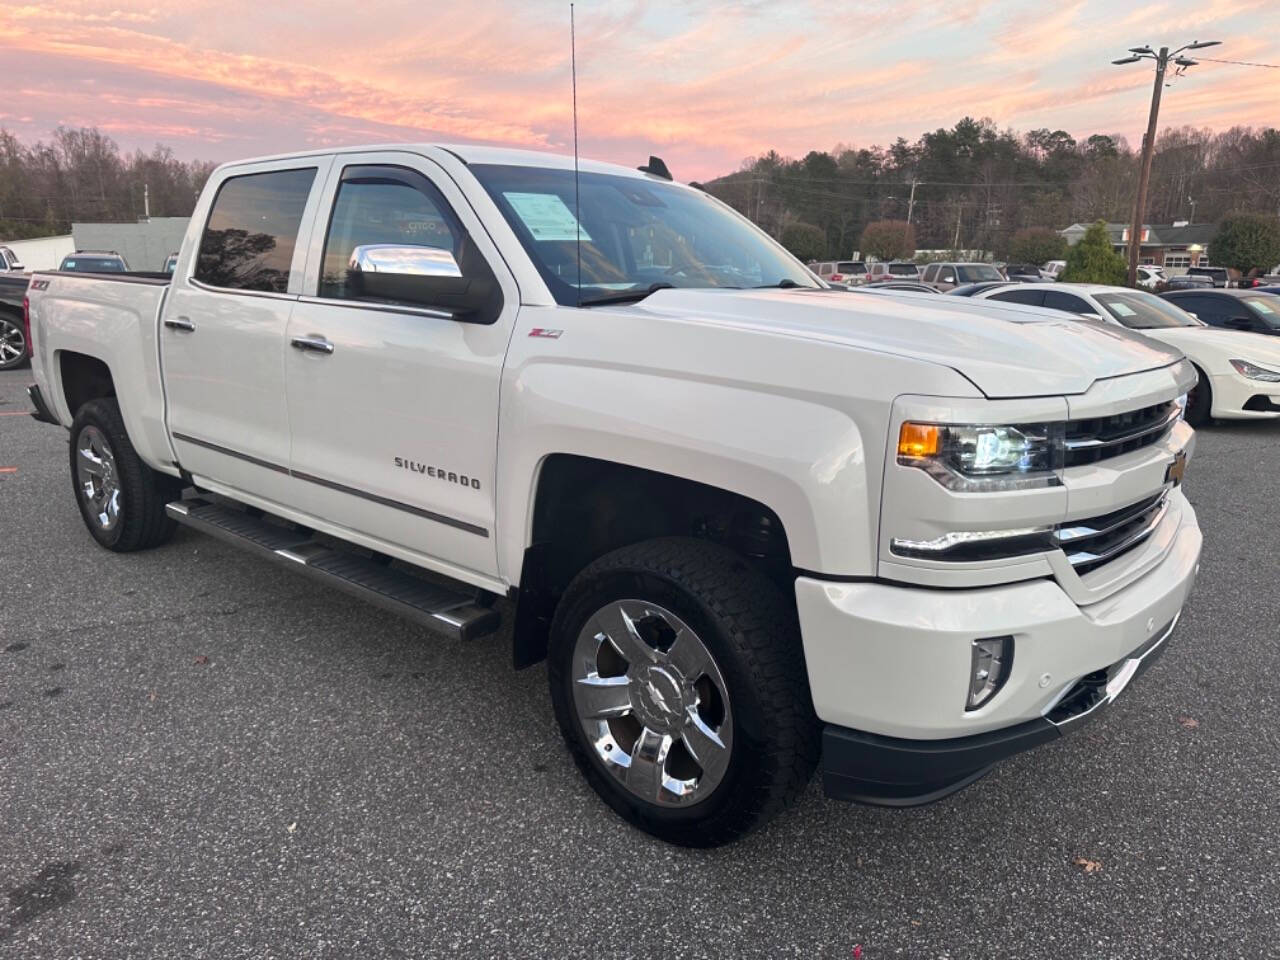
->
<box><xmin>967</xmin><ymin>636</ymin><xmax>1013</xmax><ymax>710</ymax></box>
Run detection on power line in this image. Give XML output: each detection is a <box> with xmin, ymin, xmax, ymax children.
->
<box><xmin>1197</xmin><ymin>56</ymin><xmax>1280</xmax><ymax>69</ymax></box>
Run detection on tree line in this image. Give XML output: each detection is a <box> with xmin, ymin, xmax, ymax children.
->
<box><xmin>0</xmin><ymin>128</ymin><xmax>216</xmax><ymax>240</ymax></box>
<box><xmin>699</xmin><ymin>118</ymin><xmax>1280</xmax><ymax>261</ymax></box>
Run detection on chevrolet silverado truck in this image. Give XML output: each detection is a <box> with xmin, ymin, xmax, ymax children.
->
<box><xmin>25</xmin><ymin>144</ymin><xmax>1202</xmax><ymax>846</ymax></box>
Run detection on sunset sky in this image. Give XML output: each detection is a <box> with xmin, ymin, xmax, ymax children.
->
<box><xmin>2</xmin><ymin>1</ymin><xmax>1277</xmax><ymax>180</ymax></box>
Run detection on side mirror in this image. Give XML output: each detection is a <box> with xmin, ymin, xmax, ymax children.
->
<box><xmin>347</xmin><ymin>244</ymin><xmax>497</xmax><ymax>321</ymax></box>
<box><xmin>1081</xmin><ymin>312</ymin><xmax>1105</xmax><ymax>321</ymax></box>
<box><xmin>940</xmin><ymin>273</ymin><xmax>955</xmax><ymax>284</ymax></box>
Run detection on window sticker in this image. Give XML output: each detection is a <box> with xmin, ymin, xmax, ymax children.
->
<box><xmin>503</xmin><ymin>192</ymin><xmax>592</xmax><ymax>242</ymax></box>
<box><xmin>1108</xmin><ymin>301</ymin><xmax>1137</xmax><ymax>317</ymax></box>
<box><xmin>1248</xmin><ymin>298</ymin><xmax>1275</xmax><ymax>315</ymax></box>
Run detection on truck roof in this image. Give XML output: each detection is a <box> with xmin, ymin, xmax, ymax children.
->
<box><xmin>216</xmin><ymin>143</ymin><xmax>661</xmax><ymax>181</ymax></box>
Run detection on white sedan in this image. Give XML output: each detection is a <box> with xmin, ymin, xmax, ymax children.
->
<box><xmin>974</xmin><ymin>282</ymin><xmax>1280</xmax><ymax>425</ymax></box>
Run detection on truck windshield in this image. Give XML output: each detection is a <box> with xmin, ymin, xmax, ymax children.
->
<box><xmin>1095</xmin><ymin>291</ymin><xmax>1199</xmax><ymax>329</ymax></box>
<box><xmin>470</xmin><ymin>164</ymin><xmax>818</xmax><ymax>306</ymax></box>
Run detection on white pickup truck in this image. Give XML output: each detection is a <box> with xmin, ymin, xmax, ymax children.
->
<box><xmin>25</xmin><ymin>144</ymin><xmax>1202</xmax><ymax>846</ymax></box>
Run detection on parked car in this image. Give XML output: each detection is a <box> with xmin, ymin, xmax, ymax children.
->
<box><xmin>1186</xmin><ymin>265</ymin><xmax>1228</xmax><ymax>288</ymax></box>
<box><xmin>975</xmin><ymin>282</ymin><xmax>1280</xmax><ymax>424</ymax></box>
<box><xmin>163</xmin><ymin>252</ymin><xmax>180</xmax><ymax>274</ymax></box>
<box><xmin>1160</xmin><ymin>289</ymin><xmax>1280</xmax><ymax>337</ymax></box>
<box><xmin>849</xmin><ymin>281</ymin><xmax>938</xmax><ymax>294</ymax></box>
<box><xmin>1136</xmin><ymin>265</ymin><xmax>1165</xmax><ymax>290</ymax></box>
<box><xmin>865</xmin><ymin>261</ymin><xmax>920</xmax><ymax>282</ymax></box>
<box><xmin>59</xmin><ymin>250</ymin><xmax>129</xmax><ymax>273</ymax></box>
<box><xmin>25</xmin><ymin>142</ymin><xmax>1201</xmax><ymax>845</ymax></box>
<box><xmin>921</xmin><ymin>262</ymin><xmax>1005</xmax><ymax>291</ymax></box>
<box><xmin>1162</xmin><ymin>274</ymin><xmax>1214</xmax><ymax>291</ymax></box>
<box><xmin>946</xmin><ymin>281</ymin><xmax>1012</xmax><ymax>297</ymax></box>
<box><xmin>811</xmin><ymin>260</ymin><xmax>867</xmax><ymax>285</ymax></box>
<box><xmin>1003</xmin><ymin>263</ymin><xmax>1044</xmax><ymax>283</ymax></box>
<box><xmin>1252</xmin><ymin>285</ymin><xmax>1280</xmax><ymax>296</ymax></box>
<box><xmin>0</xmin><ymin>270</ymin><xmax>28</xmax><ymax>370</ymax></box>
<box><xmin>0</xmin><ymin>245</ymin><xmax>26</xmax><ymax>273</ymax></box>
<box><xmin>1041</xmin><ymin>260</ymin><xmax>1066</xmax><ymax>280</ymax></box>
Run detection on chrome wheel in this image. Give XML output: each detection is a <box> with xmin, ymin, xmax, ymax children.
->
<box><xmin>0</xmin><ymin>317</ymin><xmax>25</xmax><ymax>368</ymax></box>
<box><xmin>76</xmin><ymin>425</ymin><xmax>122</xmax><ymax>531</ymax></box>
<box><xmin>572</xmin><ymin>600</ymin><xmax>732</xmax><ymax>807</ymax></box>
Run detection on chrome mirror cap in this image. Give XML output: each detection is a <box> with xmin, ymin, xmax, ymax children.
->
<box><xmin>349</xmin><ymin>244</ymin><xmax>462</xmax><ymax>278</ymax></box>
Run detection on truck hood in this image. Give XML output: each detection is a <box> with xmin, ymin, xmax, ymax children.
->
<box><xmin>632</xmin><ymin>288</ymin><xmax>1181</xmax><ymax>398</ymax></box>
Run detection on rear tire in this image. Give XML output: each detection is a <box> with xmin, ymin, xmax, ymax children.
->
<box><xmin>548</xmin><ymin>537</ymin><xmax>818</xmax><ymax>847</ymax></box>
<box><xmin>0</xmin><ymin>314</ymin><xmax>28</xmax><ymax>370</ymax></box>
<box><xmin>1186</xmin><ymin>365</ymin><xmax>1212</xmax><ymax>426</ymax></box>
<box><xmin>69</xmin><ymin>398</ymin><xmax>181</xmax><ymax>552</ymax></box>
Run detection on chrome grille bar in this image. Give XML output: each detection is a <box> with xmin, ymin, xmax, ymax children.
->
<box><xmin>1056</xmin><ymin>492</ymin><xmax>1170</xmax><ymax>571</ymax></box>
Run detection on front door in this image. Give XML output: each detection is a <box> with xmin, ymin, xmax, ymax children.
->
<box><xmin>283</xmin><ymin>152</ymin><xmax>517</xmax><ymax>580</ymax></box>
<box><xmin>163</xmin><ymin>160</ymin><xmax>330</xmax><ymax>504</ymax></box>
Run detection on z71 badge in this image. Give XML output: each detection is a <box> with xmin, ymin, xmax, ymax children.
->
<box><xmin>395</xmin><ymin>457</ymin><xmax>481</xmax><ymax>490</ymax></box>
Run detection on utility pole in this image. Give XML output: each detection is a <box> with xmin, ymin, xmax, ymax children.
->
<box><xmin>1127</xmin><ymin>49</ymin><xmax>1166</xmax><ymax>286</ymax></box>
<box><xmin>906</xmin><ymin>177</ymin><xmax>918</xmax><ymax>225</ymax></box>
<box><xmin>143</xmin><ymin>183</ymin><xmax>151</xmax><ymax>220</ymax></box>
<box><xmin>1187</xmin><ymin>196</ymin><xmax>1196</xmax><ymax>225</ymax></box>
<box><xmin>953</xmin><ymin>203</ymin><xmax>963</xmax><ymax>252</ymax></box>
<box><xmin>1112</xmin><ymin>39</ymin><xmax>1219</xmax><ymax>286</ymax></box>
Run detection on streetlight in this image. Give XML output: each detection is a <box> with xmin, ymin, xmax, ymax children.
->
<box><xmin>1112</xmin><ymin>39</ymin><xmax>1220</xmax><ymax>286</ymax></box>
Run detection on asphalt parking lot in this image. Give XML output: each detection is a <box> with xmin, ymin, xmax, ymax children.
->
<box><xmin>1</xmin><ymin>365</ymin><xmax>1277</xmax><ymax>959</ymax></box>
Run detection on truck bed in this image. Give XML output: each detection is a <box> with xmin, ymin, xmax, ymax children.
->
<box><xmin>27</xmin><ymin>269</ymin><xmax>176</xmax><ymax>470</ymax></box>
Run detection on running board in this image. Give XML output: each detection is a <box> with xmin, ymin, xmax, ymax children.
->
<box><xmin>166</xmin><ymin>498</ymin><xmax>501</xmax><ymax>642</ymax></box>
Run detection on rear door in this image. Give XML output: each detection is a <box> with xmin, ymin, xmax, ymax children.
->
<box><xmin>163</xmin><ymin>160</ymin><xmax>332</xmax><ymax>503</ymax></box>
<box><xmin>283</xmin><ymin>150</ymin><xmax>518</xmax><ymax>579</ymax></box>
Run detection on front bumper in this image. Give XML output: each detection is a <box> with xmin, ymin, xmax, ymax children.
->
<box><xmin>1209</xmin><ymin>371</ymin><xmax>1280</xmax><ymax>419</ymax></box>
<box><xmin>822</xmin><ymin>614</ymin><xmax>1179</xmax><ymax>804</ymax></box>
<box><xmin>797</xmin><ymin>490</ymin><xmax>1201</xmax><ymax>805</ymax></box>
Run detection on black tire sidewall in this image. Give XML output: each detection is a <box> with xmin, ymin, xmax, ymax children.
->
<box><xmin>548</xmin><ymin>542</ymin><xmax>807</xmax><ymax>844</ymax></box>
<box><xmin>68</xmin><ymin>398</ymin><xmax>175</xmax><ymax>552</ymax></box>
<box><xmin>1187</xmin><ymin>365</ymin><xmax>1212</xmax><ymax>426</ymax></box>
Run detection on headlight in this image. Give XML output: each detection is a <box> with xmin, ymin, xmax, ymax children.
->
<box><xmin>1229</xmin><ymin>359</ymin><xmax>1280</xmax><ymax>382</ymax></box>
<box><xmin>898</xmin><ymin>422</ymin><xmax>1063</xmax><ymax>492</ymax></box>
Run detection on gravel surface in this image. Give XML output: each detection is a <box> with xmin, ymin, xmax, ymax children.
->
<box><xmin>1</xmin><ymin>366</ymin><xmax>1277</xmax><ymax>959</ymax></box>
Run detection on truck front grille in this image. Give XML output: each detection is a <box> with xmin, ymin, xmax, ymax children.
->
<box><xmin>1063</xmin><ymin>401</ymin><xmax>1179</xmax><ymax>468</ymax></box>
<box><xmin>1054</xmin><ymin>491</ymin><xmax>1169</xmax><ymax>575</ymax></box>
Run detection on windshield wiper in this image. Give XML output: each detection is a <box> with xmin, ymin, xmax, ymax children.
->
<box><xmin>578</xmin><ymin>282</ymin><xmax>674</xmax><ymax>307</ymax></box>
<box><xmin>753</xmin><ymin>279</ymin><xmax>802</xmax><ymax>289</ymax></box>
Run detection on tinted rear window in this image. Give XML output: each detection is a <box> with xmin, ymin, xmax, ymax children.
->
<box><xmin>195</xmin><ymin>168</ymin><xmax>316</xmax><ymax>293</ymax></box>
<box><xmin>837</xmin><ymin>261</ymin><xmax>865</xmax><ymax>274</ymax></box>
<box><xmin>62</xmin><ymin>257</ymin><xmax>125</xmax><ymax>272</ymax></box>
<box><xmin>888</xmin><ymin>263</ymin><xmax>918</xmax><ymax>275</ymax></box>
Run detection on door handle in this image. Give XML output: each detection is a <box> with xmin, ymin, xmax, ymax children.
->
<box><xmin>290</xmin><ymin>335</ymin><xmax>334</xmax><ymax>355</ymax></box>
<box><xmin>164</xmin><ymin>316</ymin><xmax>196</xmax><ymax>332</ymax></box>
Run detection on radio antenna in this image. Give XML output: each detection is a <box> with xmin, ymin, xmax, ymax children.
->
<box><xmin>571</xmin><ymin>2</ymin><xmax>582</xmax><ymax>306</ymax></box>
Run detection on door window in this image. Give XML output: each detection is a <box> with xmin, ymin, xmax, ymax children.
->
<box><xmin>318</xmin><ymin>165</ymin><xmax>498</xmax><ymax>314</ymax></box>
<box><xmin>1043</xmin><ymin>291</ymin><xmax>1092</xmax><ymax>315</ymax></box>
<box><xmin>990</xmin><ymin>288</ymin><xmax>1045</xmax><ymax>307</ymax></box>
<box><xmin>194</xmin><ymin>167</ymin><xmax>316</xmax><ymax>293</ymax></box>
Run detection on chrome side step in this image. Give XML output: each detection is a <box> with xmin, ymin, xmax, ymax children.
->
<box><xmin>166</xmin><ymin>498</ymin><xmax>501</xmax><ymax>642</ymax></box>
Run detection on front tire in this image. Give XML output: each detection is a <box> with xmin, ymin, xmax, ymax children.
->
<box><xmin>69</xmin><ymin>398</ymin><xmax>181</xmax><ymax>552</ymax></box>
<box><xmin>548</xmin><ymin>538</ymin><xmax>818</xmax><ymax>846</ymax></box>
<box><xmin>1186</xmin><ymin>365</ymin><xmax>1212</xmax><ymax>426</ymax></box>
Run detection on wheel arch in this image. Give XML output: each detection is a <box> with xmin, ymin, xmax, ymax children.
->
<box><xmin>510</xmin><ymin>454</ymin><xmax>798</xmax><ymax>669</ymax></box>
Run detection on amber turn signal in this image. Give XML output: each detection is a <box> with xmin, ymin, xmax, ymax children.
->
<box><xmin>898</xmin><ymin>422</ymin><xmax>940</xmax><ymax>459</ymax></box>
